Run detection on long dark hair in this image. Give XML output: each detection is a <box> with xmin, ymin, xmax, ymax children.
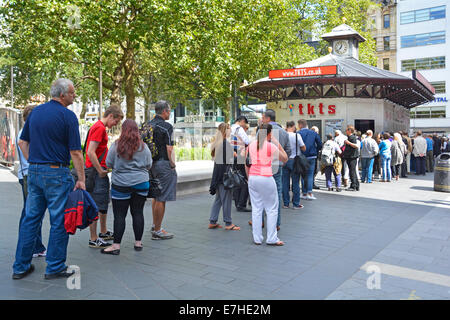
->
<box><xmin>117</xmin><ymin>119</ymin><xmax>143</xmax><ymax>160</ymax></box>
<box><xmin>257</xmin><ymin>123</ymin><xmax>272</xmax><ymax>150</ymax></box>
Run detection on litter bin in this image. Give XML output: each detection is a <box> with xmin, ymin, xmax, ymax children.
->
<box><xmin>434</xmin><ymin>153</ymin><xmax>450</xmax><ymax>192</ymax></box>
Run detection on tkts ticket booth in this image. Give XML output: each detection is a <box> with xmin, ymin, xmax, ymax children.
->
<box><xmin>241</xmin><ymin>24</ymin><xmax>435</xmax><ymax>140</ymax></box>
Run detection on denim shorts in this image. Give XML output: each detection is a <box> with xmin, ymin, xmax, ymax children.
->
<box><xmin>90</xmin><ymin>169</ymin><xmax>110</xmax><ymax>212</ymax></box>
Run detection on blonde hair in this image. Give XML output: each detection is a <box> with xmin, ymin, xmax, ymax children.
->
<box><xmin>394</xmin><ymin>132</ymin><xmax>402</xmax><ymax>142</ymax></box>
<box><xmin>211</xmin><ymin>123</ymin><xmax>229</xmax><ymax>158</ymax></box>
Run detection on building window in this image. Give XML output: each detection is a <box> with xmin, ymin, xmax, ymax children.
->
<box><xmin>401</xmin><ymin>31</ymin><xmax>445</xmax><ymax>48</ymax></box>
<box><xmin>383</xmin><ymin>14</ymin><xmax>390</xmax><ymax>28</ymax></box>
<box><xmin>400</xmin><ymin>6</ymin><xmax>446</xmax><ymax>24</ymax></box>
<box><xmin>401</xmin><ymin>56</ymin><xmax>445</xmax><ymax>71</ymax></box>
<box><xmin>410</xmin><ymin>106</ymin><xmax>446</xmax><ymax>119</ymax></box>
<box><xmin>430</xmin><ymin>81</ymin><xmax>446</xmax><ymax>94</ymax></box>
<box><xmin>383</xmin><ymin>36</ymin><xmax>390</xmax><ymax>51</ymax></box>
<box><xmin>383</xmin><ymin>58</ymin><xmax>390</xmax><ymax>71</ymax></box>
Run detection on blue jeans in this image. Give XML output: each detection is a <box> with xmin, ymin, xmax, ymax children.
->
<box><xmin>381</xmin><ymin>156</ymin><xmax>392</xmax><ymax>181</ymax></box>
<box><xmin>325</xmin><ymin>166</ymin><xmax>341</xmax><ymax>188</ymax></box>
<box><xmin>13</xmin><ymin>164</ymin><xmax>74</xmax><ymax>275</ymax></box>
<box><xmin>282</xmin><ymin>159</ymin><xmax>301</xmax><ymax>207</ymax></box>
<box><xmin>301</xmin><ymin>158</ymin><xmax>316</xmax><ymax>194</ymax></box>
<box><xmin>18</xmin><ymin>179</ymin><xmax>46</xmax><ymax>255</ymax></box>
<box><xmin>361</xmin><ymin>157</ymin><xmax>375</xmax><ymax>183</ymax></box>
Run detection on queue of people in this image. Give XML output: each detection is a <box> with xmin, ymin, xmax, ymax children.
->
<box><xmin>12</xmin><ymin>78</ymin><xmax>449</xmax><ymax>279</ymax></box>
<box><xmin>12</xmin><ymin>79</ymin><xmax>177</xmax><ymax>279</ymax></box>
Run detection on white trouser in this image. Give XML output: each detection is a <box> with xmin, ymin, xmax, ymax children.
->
<box><xmin>343</xmin><ymin>161</ymin><xmax>349</xmax><ymax>179</ymax></box>
<box><xmin>248</xmin><ymin>175</ymin><xmax>280</xmax><ymax>244</ymax></box>
<box><xmin>406</xmin><ymin>153</ymin><xmax>411</xmax><ymax>173</ymax></box>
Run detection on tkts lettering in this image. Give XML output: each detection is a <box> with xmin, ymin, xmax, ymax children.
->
<box><xmin>298</xmin><ymin>103</ymin><xmax>336</xmax><ymax>115</ymax></box>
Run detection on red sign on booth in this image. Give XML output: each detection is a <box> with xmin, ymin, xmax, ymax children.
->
<box><xmin>269</xmin><ymin>65</ymin><xmax>337</xmax><ymax>79</ymax></box>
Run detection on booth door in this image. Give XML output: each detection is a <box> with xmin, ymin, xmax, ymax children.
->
<box><xmin>355</xmin><ymin>120</ymin><xmax>374</xmax><ymax>134</ymax></box>
<box><xmin>307</xmin><ymin>120</ymin><xmax>323</xmax><ymax>141</ymax></box>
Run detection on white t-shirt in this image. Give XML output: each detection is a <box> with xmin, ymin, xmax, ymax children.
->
<box><xmin>231</xmin><ymin>123</ymin><xmax>250</xmax><ymax>146</ymax></box>
<box><xmin>287</xmin><ymin>132</ymin><xmax>305</xmax><ymax>158</ymax></box>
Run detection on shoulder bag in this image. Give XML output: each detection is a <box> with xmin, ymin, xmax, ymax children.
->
<box><xmin>293</xmin><ymin>133</ymin><xmax>309</xmax><ymax>176</ymax></box>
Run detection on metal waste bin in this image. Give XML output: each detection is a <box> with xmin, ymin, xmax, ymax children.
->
<box><xmin>434</xmin><ymin>153</ymin><xmax>450</xmax><ymax>192</ymax></box>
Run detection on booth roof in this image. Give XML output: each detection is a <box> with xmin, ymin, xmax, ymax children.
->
<box><xmin>241</xmin><ymin>54</ymin><xmax>435</xmax><ymax>108</ymax></box>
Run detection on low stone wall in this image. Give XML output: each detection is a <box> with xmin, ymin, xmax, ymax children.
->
<box><xmin>175</xmin><ymin>160</ymin><xmax>214</xmax><ymax>197</ymax></box>
<box><xmin>12</xmin><ymin>159</ymin><xmax>215</xmax><ymax>197</ymax></box>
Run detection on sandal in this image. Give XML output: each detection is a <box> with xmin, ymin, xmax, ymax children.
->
<box><xmin>225</xmin><ymin>224</ymin><xmax>240</xmax><ymax>231</ymax></box>
<box><xmin>208</xmin><ymin>223</ymin><xmax>223</xmax><ymax>229</ymax></box>
<box><xmin>267</xmin><ymin>241</ymin><xmax>284</xmax><ymax>246</ymax></box>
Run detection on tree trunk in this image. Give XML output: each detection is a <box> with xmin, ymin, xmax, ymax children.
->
<box><xmin>110</xmin><ymin>65</ymin><xmax>123</xmax><ymax>106</ymax></box>
<box><xmin>124</xmin><ymin>47</ymin><xmax>136</xmax><ymax>120</ymax></box>
<box><xmin>80</xmin><ymin>99</ymin><xmax>87</xmax><ymax>119</ymax></box>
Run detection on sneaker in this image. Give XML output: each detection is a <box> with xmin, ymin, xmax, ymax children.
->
<box><xmin>32</xmin><ymin>250</ymin><xmax>47</xmax><ymax>258</ymax></box>
<box><xmin>292</xmin><ymin>205</ymin><xmax>304</xmax><ymax>210</ymax></box>
<box><xmin>306</xmin><ymin>194</ymin><xmax>317</xmax><ymax>200</ymax></box>
<box><xmin>152</xmin><ymin>229</ymin><xmax>174</xmax><ymax>240</ymax></box>
<box><xmin>89</xmin><ymin>238</ymin><xmax>111</xmax><ymax>248</ymax></box>
<box><xmin>300</xmin><ymin>194</ymin><xmax>308</xmax><ymax>200</ymax></box>
<box><xmin>282</xmin><ymin>205</ymin><xmax>290</xmax><ymax>209</ymax></box>
<box><xmin>99</xmin><ymin>231</ymin><xmax>114</xmax><ymax>241</ymax></box>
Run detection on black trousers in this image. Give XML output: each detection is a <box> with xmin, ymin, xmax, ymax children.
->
<box><xmin>345</xmin><ymin>158</ymin><xmax>359</xmax><ymax>189</ymax></box>
<box><xmin>233</xmin><ymin>163</ymin><xmax>249</xmax><ymax>208</ymax></box>
<box><xmin>111</xmin><ymin>193</ymin><xmax>146</xmax><ymax>244</ymax></box>
<box><xmin>401</xmin><ymin>158</ymin><xmax>408</xmax><ymax>177</ymax></box>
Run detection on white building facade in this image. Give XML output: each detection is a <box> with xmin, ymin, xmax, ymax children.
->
<box><xmin>397</xmin><ymin>1</ymin><xmax>449</xmax><ymax>133</ymax></box>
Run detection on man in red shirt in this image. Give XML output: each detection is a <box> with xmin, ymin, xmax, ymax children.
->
<box><xmin>85</xmin><ymin>104</ymin><xmax>123</xmax><ymax>248</ymax></box>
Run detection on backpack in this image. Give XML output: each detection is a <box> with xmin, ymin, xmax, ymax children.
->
<box><xmin>140</xmin><ymin>121</ymin><xmax>158</xmax><ymax>159</ymax></box>
<box><xmin>321</xmin><ymin>141</ymin><xmax>335</xmax><ymax>166</ymax></box>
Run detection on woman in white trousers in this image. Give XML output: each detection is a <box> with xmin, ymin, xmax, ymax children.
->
<box><xmin>246</xmin><ymin>123</ymin><xmax>288</xmax><ymax>246</ymax></box>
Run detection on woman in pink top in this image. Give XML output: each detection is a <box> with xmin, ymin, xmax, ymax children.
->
<box><xmin>246</xmin><ymin>124</ymin><xmax>288</xmax><ymax>246</ymax></box>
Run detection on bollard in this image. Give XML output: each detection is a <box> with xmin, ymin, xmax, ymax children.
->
<box><xmin>434</xmin><ymin>153</ymin><xmax>450</xmax><ymax>192</ymax></box>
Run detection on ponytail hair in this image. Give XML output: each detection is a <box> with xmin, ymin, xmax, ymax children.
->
<box><xmin>257</xmin><ymin>123</ymin><xmax>272</xmax><ymax>151</ymax></box>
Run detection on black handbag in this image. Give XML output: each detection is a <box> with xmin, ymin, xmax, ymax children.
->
<box><xmin>147</xmin><ymin>170</ymin><xmax>163</xmax><ymax>199</ymax></box>
<box><xmin>293</xmin><ymin>133</ymin><xmax>309</xmax><ymax>176</ymax></box>
<box><xmin>223</xmin><ymin>165</ymin><xmax>246</xmax><ymax>190</ymax></box>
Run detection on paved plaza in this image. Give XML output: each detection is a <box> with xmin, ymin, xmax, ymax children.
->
<box><xmin>1</xmin><ymin>165</ymin><xmax>450</xmax><ymax>300</ymax></box>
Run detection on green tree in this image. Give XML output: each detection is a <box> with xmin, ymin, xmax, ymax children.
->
<box><xmin>293</xmin><ymin>0</ymin><xmax>378</xmax><ymax>65</ymax></box>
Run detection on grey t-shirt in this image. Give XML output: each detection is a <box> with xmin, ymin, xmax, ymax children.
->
<box><xmin>106</xmin><ymin>142</ymin><xmax>153</xmax><ymax>187</ymax></box>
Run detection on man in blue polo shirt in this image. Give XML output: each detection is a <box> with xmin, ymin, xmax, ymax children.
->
<box><xmin>12</xmin><ymin>79</ymin><xmax>86</xmax><ymax>280</ymax></box>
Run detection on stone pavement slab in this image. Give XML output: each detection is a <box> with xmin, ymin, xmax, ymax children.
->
<box><xmin>1</xmin><ymin>165</ymin><xmax>450</xmax><ymax>300</ymax></box>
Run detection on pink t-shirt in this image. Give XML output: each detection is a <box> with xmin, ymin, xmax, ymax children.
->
<box><xmin>248</xmin><ymin>140</ymin><xmax>277</xmax><ymax>177</ymax></box>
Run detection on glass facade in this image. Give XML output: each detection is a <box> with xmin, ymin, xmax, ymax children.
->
<box><xmin>400</xmin><ymin>5</ymin><xmax>446</xmax><ymax>24</ymax></box>
<box><xmin>401</xmin><ymin>56</ymin><xmax>445</xmax><ymax>71</ymax></box>
<box><xmin>430</xmin><ymin>81</ymin><xmax>446</xmax><ymax>94</ymax></box>
<box><xmin>401</xmin><ymin>31</ymin><xmax>445</xmax><ymax>48</ymax></box>
<box><xmin>410</xmin><ymin>106</ymin><xmax>446</xmax><ymax>119</ymax></box>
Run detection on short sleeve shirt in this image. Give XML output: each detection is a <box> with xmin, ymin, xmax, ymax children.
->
<box><xmin>150</xmin><ymin>115</ymin><xmax>174</xmax><ymax>161</ymax></box>
<box><xmin>248</xmin><ymin>140</ymin><xmax>277</xmax><ymax>177</ymax></box>
<box><xmin>85</xmin><ymin>120</ymin><xmax>108</xmax><ymax>168</ymax></box>
<box><xmin>288</xmin><ymin>132</ymin><xmax>305</xmax><ymax>158</ymax></box>
<box><xmin>20</xmin><ymin>100</ymin><xmax>81</xmax><ymax>165</ymax></box>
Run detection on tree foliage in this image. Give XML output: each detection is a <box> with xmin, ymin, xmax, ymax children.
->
<box><xmin>0</xmin><ymin>0</ymin><xmax>376</xmax><ymax>117</ymax></box>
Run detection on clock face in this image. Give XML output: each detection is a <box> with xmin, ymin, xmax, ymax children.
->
<box><xmin>334</xmin><ymin>40</ymin><xmax>348</xmax><ymax>55</ymax></box>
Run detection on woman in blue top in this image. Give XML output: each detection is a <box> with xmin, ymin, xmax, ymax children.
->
<box><xmin>102</xmin><ymin>119</ymin><xmax>152</xmax><ymax>255</ymax></box>
<box><xmin>379</xmin><ymin>133</ymin><xmax>392</xmax><ymax>182</ymax></box>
